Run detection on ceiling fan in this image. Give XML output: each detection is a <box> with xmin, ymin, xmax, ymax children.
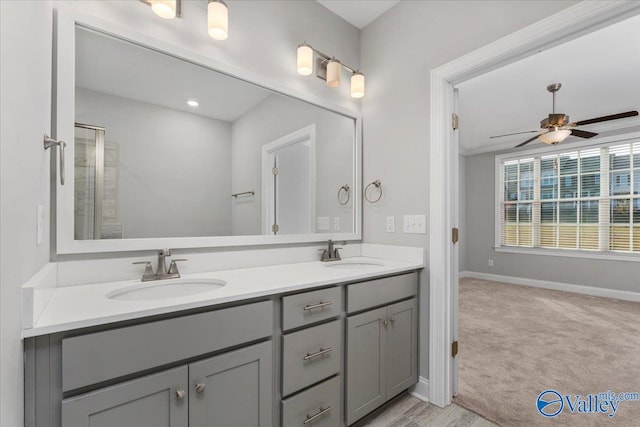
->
<box><xmin>490</xmin><ymin>83</ymin><xmax>639</xmax><ymax>148</ymax></box>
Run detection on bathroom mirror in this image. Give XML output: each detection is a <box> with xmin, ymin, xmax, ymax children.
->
<box><xmin>55</xmin><ymin>11</ymin><xmax>360</xmax><ymax>254</ymax></box>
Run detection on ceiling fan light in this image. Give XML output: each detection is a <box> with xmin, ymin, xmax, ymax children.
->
<box><xmin>539</xmin><ymin>128</ymin><xmax>571</xmax><ymax>144</ymax></box>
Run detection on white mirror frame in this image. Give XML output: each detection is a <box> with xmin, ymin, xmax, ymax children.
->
<box><xmin>54</xmin><ymin>6</ymin><xmax>362</xmax><ymax>254</ymax></box>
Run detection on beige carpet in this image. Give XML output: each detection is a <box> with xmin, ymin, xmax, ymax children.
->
<box><xmin>454</xmin><ymin>278</ymin><xmax>640</xmax><ymax>427</ymax></box>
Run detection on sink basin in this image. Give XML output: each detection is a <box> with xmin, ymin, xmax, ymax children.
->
<box><xmin>106</xmin><ymin>278</ymin><xmax>226</xmax><ymax>301</ymax></box>
<box><xmin>323</xmin><ymin>260</ymin><xmax>384</xmax><ymax>269</ymax></box>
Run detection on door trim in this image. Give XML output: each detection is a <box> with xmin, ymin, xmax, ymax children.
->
<box><xmin>428</xmin><ymin>0</ymin><xmax>640</xmax><ymax>408</ymax></box>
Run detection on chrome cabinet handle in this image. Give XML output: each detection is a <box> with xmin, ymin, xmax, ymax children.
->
<box><xmin>389</xmin><ymin>317</ymin><xmax>396</xmax><ymax>324</ymax></box>
<box><xmin>303</xmin><ymin>301</ymin><xmax>332</xmax><ymax>311</ymax></box>
<box><xmin>303</xmin><ymin>347</ymin><xmax>333</xmax><ymax>361</ymax></box>
<box><xmin>382</xmin><ymin>319</ymin><xmax>388</xmax><ymax>327</ymax></box>
<box><xmin>195</xmin><ymin>382</ymin><xmax>206</xmax><ymax>393</ymax></box>
<box><xmin>44</xmin><ymin>134</ymin><xmax>66</xmax><ymax>186</ymax></box>
<box><xmin>175</xmin><ymin>388</ymin><xmax>186</xmax><ymax>400</ymax></box>
<box><xmin>303</xmin><ymin>406</ymin><xmax>332</xmax><ymax>424</ymax></box>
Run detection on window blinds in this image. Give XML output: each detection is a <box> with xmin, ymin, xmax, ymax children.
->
<box><xmin>498</xmin><ymin>141</ymin><xmax>640</xmax><ymax>253</ymax></box>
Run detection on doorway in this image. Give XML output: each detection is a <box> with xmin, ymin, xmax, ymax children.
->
<box><xmin>428</xmin><ymin>1</ymin><xmax>640</xmax><ymax>408</ymax></box>
<box><xmin>261</xmin><ymin>125</ymin><xmax>316</xmax><ymax>235</ymax></box>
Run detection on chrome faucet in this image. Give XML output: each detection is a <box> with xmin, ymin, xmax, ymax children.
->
<box><xmin>133</xmin><ymin>249</ymin><xmax>188</xmax><ymax>282</ymax></box>
<box><xmin>320</xmin><ymin>239</ymin><xmax>347</xmax><ymax>262</ymax></box>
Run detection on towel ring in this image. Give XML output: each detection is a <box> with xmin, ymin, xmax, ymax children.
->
<box><xmin>337</xmin><ymin>184</ymin><xmax>350</xmax><ymax>206</ymax></box>
<box><xmin>364</xmin><ymin>180</ymin><xmax>382</xmax><ymax>203</ymax></box>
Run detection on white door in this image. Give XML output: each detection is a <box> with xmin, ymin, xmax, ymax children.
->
<box><xmin>262</xmin><ymin>125</ymin><xmax>316</xmax><ymax>235</ymax></box>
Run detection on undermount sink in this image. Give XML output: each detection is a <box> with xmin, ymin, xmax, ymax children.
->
<box><xmin>323</xmin><ymin>260</ymin><xmax>384</xmax><ymax>269</ymax></box>
<box><xmin>106</xmin><ymin>278</ymin><xmax>227</xmax><ymax>301</ymax></box>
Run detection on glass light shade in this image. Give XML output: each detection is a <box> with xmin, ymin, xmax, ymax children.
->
<box><xmin>151</xmin><ymin>0</ymin><xmax>176</xmax><ymax>19</ymax></box>
<box><xmin>539</xmin><ymin>128</ymin><xmax>571</xmax><ymax>144</ymax></box>
<box><xmin>326</xmin><ymin>59</ymin><xmax>341</xmax><ymax>88</ymax></box>
<box><xmin>297</xmin><ymin>44</ymin><xmax>313</xmax><ymax>76</ymax></box>
<box><xmin>351</xmin><ymin>72</ymin><xmax>365</xmax><ymax>98</ymax></box>
<box><xmin>208</xmin><ymin>0</ymin><xmax>228</xmax><ymax>41</ymax></box>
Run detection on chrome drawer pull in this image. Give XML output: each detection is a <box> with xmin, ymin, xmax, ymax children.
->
<box><xmin>175</xmin><ymin>388</ymin><xmax>186</xmax><ymax>400</ymax></box>
<box><xmin>303</xmin><ymin>347</ymin><xmax>333</xmax><ymax>361</ymax></box>
<box><xmin>303</xmin><ymin>301</ymin><xmax>332</xmax><ymax>311</ymax></box>
<box><xmin>303</xmin><ymin>406</ymin><xmax>332</xmax><ymax>424</ymax></box>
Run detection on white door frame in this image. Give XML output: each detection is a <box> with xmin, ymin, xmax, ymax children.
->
<box><xmin>261</xmin><ymin>124</ymin><xmax>317</xmax><ymax>235</ymax></box>
<box><xmin>428</xmin><ymin>0</ymin><xmax>640</xmax><ymax>407</ymax></box>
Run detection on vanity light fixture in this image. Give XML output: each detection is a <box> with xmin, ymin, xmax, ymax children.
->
<box><xmin>208</xmin><ymin>0</ymin><xmax>229</xmax><ymax>40</ymax></box>
<box><xmin>187</xmin><ymin>99</ymin><xmax>200</xmax><ymax>107</ymax></box>
<box><xmin>142</xmin><ymin>0</ymin><xmax>181</xmax><ymax>19</ymax></box>
<box><xmin>296</xmin><ymin>42</ymin><xmax>365</xmax><ymax>98</ymax></box>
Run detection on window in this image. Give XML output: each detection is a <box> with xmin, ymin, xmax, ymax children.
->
<box><xmin>497</xmin><ymin>141</ymin><xmax>640</xmax><ymax>254</ymax></box>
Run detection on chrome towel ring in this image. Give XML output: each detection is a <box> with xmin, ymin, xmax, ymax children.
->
<box><xmin>364</xmin><ymin>180</ymin><xmax>382</xmax><ymax>203</ymax></box>
<box><xmin>337</xmin><ymin>184</ymin><xmax>350</xmax><ymax>206</ymax></box>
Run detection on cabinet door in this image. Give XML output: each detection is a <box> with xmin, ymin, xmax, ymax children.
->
<box><xmin>386</xmin><ymin>298</ymin><xmax>418</xmax><ymax>399</ymax></box>
<box><xmin>346</xmin><ymin>307</ymin><xmax>387</xmax><ymax>425</ymax></box>
<box><xmin>189</xmin><ymin>341</ymin><xmax>273</xmax><ymax>427</ymax></box>
<box><xmin>61</xmin><ymin>366</ymin><xmax>188</xmax><ymax>427</ymax></box>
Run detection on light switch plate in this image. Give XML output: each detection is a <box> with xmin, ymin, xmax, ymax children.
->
<box><xmin>403</xmin><ymin>214</ymin><xmax>426</xmax><ymax>234</ymax></box>
<box><xmin>386</xmin><ymin>216</ymin><xmax>395</xmax><ymax>233</ymax></box>
<box><xmin>333</xmin><ymin>217</ymin><xmax>340</xmax><ymax>231</ymax></box>
<box><xmin>317</xmin><ymin>216</ymin><xmax>330</xmax><ymax>231</ymax></box>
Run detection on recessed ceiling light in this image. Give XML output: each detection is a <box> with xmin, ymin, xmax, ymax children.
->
<box><xmin>187</xmin><ymin>99</ymin><xmax>199</xmax><ymax>107</ymax></box>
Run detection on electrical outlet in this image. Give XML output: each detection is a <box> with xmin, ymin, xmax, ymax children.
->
<box><xmin>317</xmin><ymin>216</ymin><xmax>330</xmax><ymax>231</ymax></box>
<box><xmin>488</xmin><ymin>259</ymin><xmax>494</xmax><ymax>267</ymax></box>
<box><xmin>386</xmin><ymin>216</ymin><xmax>395</xmax><ymax>233</ymax></box>
<box><xmin>36</xmin><ymin>204</ymin><xmax>44</xmax><ymax>245</ymax></box>
<box><xmin>333</xmin><ymin>217</ymin><xmax>340</xmax><ymax>231</ymax></box>
<box><xmin>403</xmin><ymin>214</ymin><xmax>426</xmax><ymax>234</ymax></box>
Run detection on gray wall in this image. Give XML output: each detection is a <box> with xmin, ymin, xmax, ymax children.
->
<box><xmin>464</xmin><ymin>151</ymin><xmax>640</xmax><ymax>293</ymax></box>
<box><xmin>0</xmin><ymin>1</ymin><xmax>52</xmax><ymax>425</ymax></box>
<box><xmin>360</xmin><ymin>0</ymin><xmax>579</xmax><ymax>379</ymax></box>
<box><xmin>76</xmin><ymin>88</ymin><xmax>232</xmax><ymax>238</ymax></box>
<box><xmin>231</xmin><ymin>94</ymin><xmax>354</xmax><ymax>235</ymax></box>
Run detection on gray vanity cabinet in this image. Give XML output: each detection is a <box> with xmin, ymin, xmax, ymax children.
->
<box><xmin>189</xmin><ymin>341</ymin><xmax>273</xmax><ymax>427</ymax></box>
<box><xmin>346</xmin><ymin>298</ymin><xmax>418</xmax><ymax>425</ymax></box>
<box><xmin>345</xmin><ymin>273</ymin><xmax>418</xmax><ymax>426</ymax></box>
<box><xmin>61</xmin><ymin>366</ymin><xmax>188</xmax><ymax>427</ymax></box>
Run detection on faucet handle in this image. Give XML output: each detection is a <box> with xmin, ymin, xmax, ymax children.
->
<box><xmin>168</xmin><ymin>259</ymin><xmax>188</xmax><ymax>275</ymax></box>
<box><xmin>133</xmin><ymin>261</ymin><xmax>154</xmax><ymax>277</ymax></box>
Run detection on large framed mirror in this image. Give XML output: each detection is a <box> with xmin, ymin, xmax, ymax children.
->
<box><xmin>55</xmin><ymin>8</ymin><xmax>361</xmax><ymax>254</ymax></box>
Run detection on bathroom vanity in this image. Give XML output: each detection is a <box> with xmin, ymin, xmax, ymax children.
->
<box><xmin>24</xmin><ymin>263</ymin><xmax>420</xmax><ymax>427</ymax></box>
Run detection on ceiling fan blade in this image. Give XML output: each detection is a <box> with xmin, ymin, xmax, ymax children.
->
<box><xmin>570</xmin><ymin>129</ymin><xmax>598</xmax><ymax>139</ymax></box>
<box><xmin>575</xmin><ymin>110</ymin><xmax>639</xmax><ymax>126</ymax></box>
<box><xmin>490</xmin><ymin>130</ymin><xmax>540</xmax><ymax>139</ymax></box>
<box><xmin>515</xmin><ymin>134</ymin><xmax>540</xmax><ymax>148</ymax></box>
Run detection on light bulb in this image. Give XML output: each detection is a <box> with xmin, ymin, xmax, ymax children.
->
<box><xmin>208</xmin><ymin>0</ymin><xmax>228</xmax><ymax>41</ymax></box>
<box><xmin>539</xmin><ymin>128</ymin><xmax>571</xmax><ymax>144</ymax></box>
<box><xmin>351</xmin><ymin>72</ymin><xmax>365</xmax><ymax>98</ymax></box>
<box><xmin>326</xmin><ymin>59</ymin><xmax>341</xmax><ymax>88</ymax></box>
<box><xmin>297</xmin><ymin>43</ymin><xmax>313</xmax><ymax>76</ymax></box>
<box><xmin>150</xmin><ymin>0</ymin><xmax>176</xmax><ymax>19</ymax></box>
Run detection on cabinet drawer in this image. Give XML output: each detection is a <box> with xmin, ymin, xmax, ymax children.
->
<box><xmin>347</xmin><ymin>273</ymin><xmax>417</xmax><ymax>314</ymax></box>
<box><xmin>282</xmin><ymin>376</ymin><xmax>340</xmax><ymax>427</ymax></box>
<box><xmin>282</xmin><ymin>287</ymin><xmax>341</xmax><ymax>331</ymax></box>
<box><xmin>62</xmin><ymin>300</ymin><xmax>273</xmax><ymax>392</ymax></box>
<box><xmin>282</xmin><ymin>320</ymin><xmax>341</xmax><ymax>396</ymax></box>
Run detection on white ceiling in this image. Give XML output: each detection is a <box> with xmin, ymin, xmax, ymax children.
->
<box><xmin>75</xmin><ymin>28</ymin><xmax>272</xmax><ymax>122</ymax></box>
<box><xmin>458</xmin><ymin>13</ymin><xmax>640</xmax><ymax>155</ymax></box>
<box><xmin>316</xmin><ymin>0</ymin><xmax>399</xmax><ymax>29</ymax></box>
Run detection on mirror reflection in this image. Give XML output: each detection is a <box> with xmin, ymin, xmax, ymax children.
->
<box><xmin>74</xmin><ymin>27</ymin><xmax>355</xmax><ymax>240</ymax></box>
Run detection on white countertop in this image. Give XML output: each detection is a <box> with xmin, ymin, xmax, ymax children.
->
<box><xmin>23</xmin><ymin>256</ymin><xmax>423</xmax><ymax>338</ymax></box>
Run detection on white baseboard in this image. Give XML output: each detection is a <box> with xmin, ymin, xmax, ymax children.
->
<box><xmin>460</xmin><ymin>271</ymin><xmax>640</xmax><ymax>302</ymax></box>
<box><xmin>409</xmin><ymin>376</ymin><xmax>429</xmax><ymax>403</ymax></box>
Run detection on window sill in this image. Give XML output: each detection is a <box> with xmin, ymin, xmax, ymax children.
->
<box><xmin>493</xmin><ymin>246</ymin><xmax>640</xmax><ymax>263</ymax></box>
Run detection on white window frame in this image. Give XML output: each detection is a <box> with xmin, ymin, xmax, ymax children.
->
<box><xmin>494</xmin><ymin>131</ymin><xmax>640</xmax><ymax>262</ymax></box>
